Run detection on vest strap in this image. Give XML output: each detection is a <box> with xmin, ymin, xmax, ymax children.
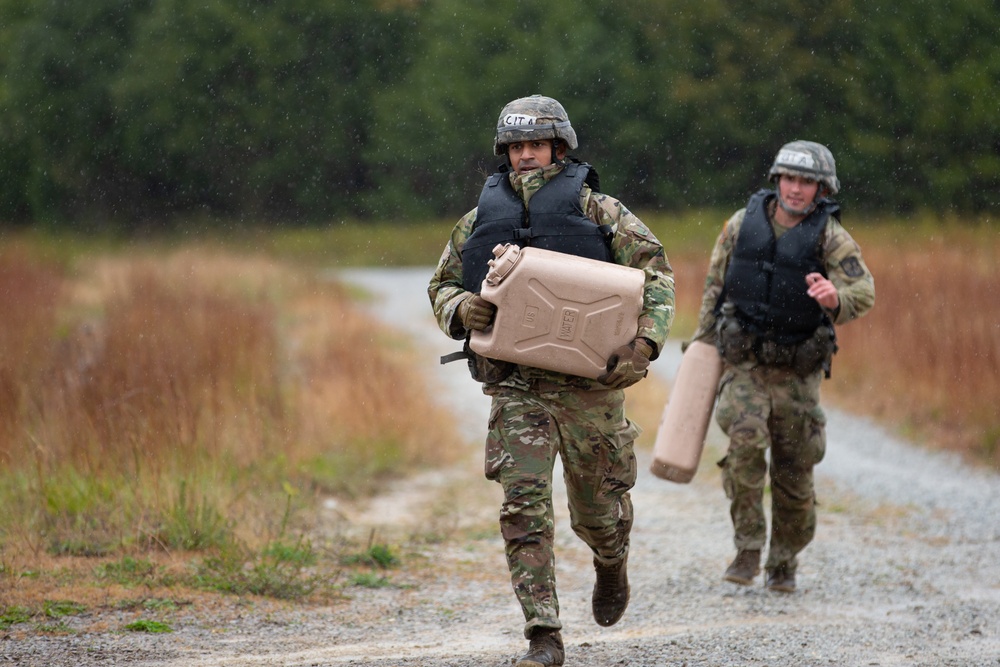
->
<box><xmin>440</xmin><ymin>350</ymin><xmax>467</xmax><ymax>365</ymax></box>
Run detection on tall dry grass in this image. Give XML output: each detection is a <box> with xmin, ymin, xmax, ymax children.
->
<box><xmin>0</xmin><ymin>243</ymin><xmax>65</xmax><ymax>461</ymax></box>
<box><xmin>666</xmin><ymin>221</ymin><xmax>1000</xmax><ymax>469</ymax></box>
<box><xmin>0</xmin><ymin>243</ymin><xmax>460</xmax><ymax>559</ymax></box>
<box><xmin>828</xmin><ymin>228</ymin><xmax>1000</xmax><ymax>465</ymax></box>
<box><xmin>668</xmin><ymin>254</ymin><xmax>714</xmax><ymax>337</ymax></box>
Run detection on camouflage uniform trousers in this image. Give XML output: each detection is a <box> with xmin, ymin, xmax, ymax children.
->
<box><xmin>714</xmin><ymin>364</ymin><xmax>826</xmax><ymax>574</ymax></box>
<box><xmin>484</xmin><ymin>385</ymin><xmax>639</xmax><ymax>639</ymax></box>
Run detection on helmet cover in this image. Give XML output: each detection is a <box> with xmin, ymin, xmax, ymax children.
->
<box><xmin>493</xmin><ymin>94</ymin><xmax>579</xmax><ymax>155</ymax></box>
<box><xmin>767</xmin><ymin>140</ymin><xmax>840</xmax><ymax>195</ymax></box>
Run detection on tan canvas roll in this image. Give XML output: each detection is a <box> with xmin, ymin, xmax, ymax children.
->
<box><xmin>469</xmin><ymin>244</ymin><xmax>645</xmax><ymax>380</ymax></box>
<box><xmin>650</xmin><ymin>340</ymin><xmax>723</xmax><ymax>483</ymax></box>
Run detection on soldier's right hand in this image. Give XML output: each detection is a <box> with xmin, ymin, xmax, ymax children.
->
<box><xmin>457</xmin><ymin>294</ymin><xmax>496</xmax><ymax>331</ymax></box>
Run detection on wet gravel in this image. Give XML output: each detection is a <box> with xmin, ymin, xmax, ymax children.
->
<box><xmin>5</xmin><ymin>266</ymin><xmax>998</xmax><ymax>667</ymax></box>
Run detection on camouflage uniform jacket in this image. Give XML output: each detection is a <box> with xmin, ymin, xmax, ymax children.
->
<box><xmin>691</xmin><ymin>195</ymin><xmax>875</xmax><ymax>348</ymax></box>
<box><xmin>429</xmin><ymin>162</ymin><xmax>675</xmax><ymax>392</ymax></box>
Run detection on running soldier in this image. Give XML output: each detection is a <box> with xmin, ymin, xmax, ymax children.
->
<box><xmin>428</xmin><ymin>95</ymin><xmax>674</xmax><ymax>666</ymax></box>
<box><xmin>689</xmin><ymin>140</ymin><xmax>875</xmax><ymax>593</ymax></box>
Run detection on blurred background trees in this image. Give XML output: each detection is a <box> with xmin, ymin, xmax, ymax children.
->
<box><xmin>0</xmin><ymin>0</ymin><xmax>997</xmax><ymax>228</ymax></box>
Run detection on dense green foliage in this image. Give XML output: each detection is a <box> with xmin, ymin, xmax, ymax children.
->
<box><xmin>1</xmin><ymin>0</ymin><xmax>997</xmax><ymax>227</ymax></box>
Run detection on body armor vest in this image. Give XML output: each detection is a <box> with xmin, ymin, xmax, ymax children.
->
<box><xmin>461</xmin><ymin>162</ymin><xmax>612</xmax><ymax>292</ymax></box>
<box><xmin>722</xmin><ymin>189</ymin><xmax>838</xmax><ymax>345</ymax></box>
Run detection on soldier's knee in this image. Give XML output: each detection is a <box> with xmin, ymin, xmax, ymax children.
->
<box><xmin>500</xmin><ymin>507</ymin><xmax>551</xmax><ymax>544</ymax></box>
<box><xmin>718</xmin><ymin>452</ymin><xmax>766</xmax><ymax>500</ymax></box>
<box><xmin>500</xmin><ymin>483</ymin><xmax>552</xmax><ymax>541</ymax></box>
<box><xmin>771</xmin><ymin>469</ymin><xmax>815</xmax><ymax>504</ymax></box>
<box><xmin>728</xmin><ymin>416</ymin><xmax>769</xmax><ymax>449</ymax></box>
<box><xmin>726</xmin><ymin>435</ymin><xmax>768</xmax><ymax>470</ymax></box>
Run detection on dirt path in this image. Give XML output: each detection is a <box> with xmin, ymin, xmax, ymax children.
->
<box><xmin>305</xmin><ymin>267</ymin><xmax>1000</xmax><ymax>667</ymax></box>
<box><xmin>6</xmin><ymin>267</ymin><xmax>999</xmax><ymax>667</ymax></box>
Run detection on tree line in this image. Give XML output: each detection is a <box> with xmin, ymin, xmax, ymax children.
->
<box><xmin>0</xmin><ymin>0</ymin><xmax>997</xmax><ymax>228</ymax></box>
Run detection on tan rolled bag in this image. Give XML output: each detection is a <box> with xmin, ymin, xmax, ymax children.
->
<box><xmin>649</xmin><ymin>340</ymin><xmax>723</xmax><ymax>483</ymax></box>
<box><xmin>469</xmin><ymin>243</ymin><xmax>645</xmax><ymax>379</ymax></box>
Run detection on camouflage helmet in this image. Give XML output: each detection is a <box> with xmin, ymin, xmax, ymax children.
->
<box><xmin>767</xmin><ymin>140</ymin><xmax>840</xmax><ymax>195</ymax></box>
<box><xmin>493</xmin><ymin>94</ymin><xmax>578</xmax><ymax>156</ymax></box>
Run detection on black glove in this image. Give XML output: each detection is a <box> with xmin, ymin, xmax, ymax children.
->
<box><xmin>598</xmin><ymin>338</ymin><xmax>654</xmax><ymax>389</ymax></box>
<box><xmin>456</xmin><ymin>294</ymin><xmax>496</xmax><ymax>331</ymax></box>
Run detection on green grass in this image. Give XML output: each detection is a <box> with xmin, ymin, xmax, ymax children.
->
<box><xmin>257</xmin><ymin>220</ymin><xmax>457</xmax><ymax>268</ymax></box>
<box><xmin>348</xmin><ymin>572</ymin><xmax>393</xmax><ymax>588</ymax></box>
<box><xmin>0</xmin><ymin>600</ymin><xmax>88</xmax><ymax>632</ymax></box>
<box><xmin>96</xmin><ymin>557</ymin><xmax>169</xmax><ymax>588</ymax></box>
<box><xmin>0</xmin><ymin>606</ymin><xmax>32</xmax><ymax>630</ymax></box>
<box><xmin>114</xmin><ymin>597</ymin><xmax>184</xmax><ymax>612</ymax></box>
<box><xmin>124</xmin><ymin>619</ymin><xmax>173</xmax><ymax>633</ymax></box>
<box><xmin>338</xmin><ymin>539</ymin><xmax>402</xmax><ymax>589</ymax></box>
<box><xmin>158</xmin><ymin>480</ymin><xmax>233</xmax><ymax>552</ymax></box>
<box><xmin>43</xmin><ymin>600</ymin><xmax>87</xmax><ymax>618</ymax></box>
<box><xmin>340</xmin><ymin>542</ymin><xmax>400</xmax><ymax>569</ymax></box>
<box><xmin>36</xmin><ymin>621</ymin><xmax>75</xmax><ymax>634</ymax></box>
<box><xmin>6</xmin><ymin>208</ymin><xmax>994</xmax><ymax>270</ymax></box>
<box><xmin>254</xmin><ymin>210</ymin><xmax>728</xmax><ymax>269</ymax></box>
<box><xmin>190</xmin><ymin>536</ymin><xmax>327</xmax><ymax>600</ymax></box>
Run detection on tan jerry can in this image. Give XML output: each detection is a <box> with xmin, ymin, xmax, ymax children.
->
<box><xmin>650</xmin><ymin>340</ymin><xmax>724</xmax><ymax>483</ymax></box>
<box><xmin>469</xmin><ymin>243</ymin><xmax>645</xmax><ymax>380</ymax></box>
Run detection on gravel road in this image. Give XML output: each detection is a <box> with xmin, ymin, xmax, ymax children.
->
<box><xmin>6</xmin><ymin>266</ymin><xmax>999</xmax><ymax>667</ymax></box>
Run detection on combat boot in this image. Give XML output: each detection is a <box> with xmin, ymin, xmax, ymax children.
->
<box><xmin>765</xmin><ymin>563</ymin><xmax>796</xmax><ymax>593</ymax></box>
<box><xmin>723</xmin><ymin>549</ymin><xmax>761</xmax><ymax>585</ymax></box>
<box><xmin>592</xmin><ymin>556</ymin><xmax>630</xmax><ymax>627</ymax></box>
<box><xmin>516</xmin><ymin>628</ymin><xmax>564</xmax><ymax>667</ymax></box>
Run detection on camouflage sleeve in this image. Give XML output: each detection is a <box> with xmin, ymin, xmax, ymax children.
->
<box><xmin>822</xmin><ymin>218</ymin><xmax>875</xmax><ymax>324</ymax></box>
<box><xmin>690</xmin><ymin>209</ymin><xmax>745</xmax><ymax>345</ymax></box>
<box><xmin>586</xmin><ymin>190</ymin><xmax>675</xmax><ymax>358</ymax></box>
<box><xmin>428</xmin><ymin>209</ymin><xmax>478</xmax><ymax>339</ymax></box>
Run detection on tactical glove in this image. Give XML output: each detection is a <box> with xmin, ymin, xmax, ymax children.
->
<box><xmin>456</xmin><ymin>294</ymin><xmax>496</xmax><ymax>332</ymax></box>
<box><xmin>598</xmin><ymin>338</ymin><xmax>654</xmax><ymax>389</ymax></box>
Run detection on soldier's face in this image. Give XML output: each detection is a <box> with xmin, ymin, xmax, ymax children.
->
<box><xmin>778</xmin><ymin>174</ymin><xmax>821</xmax><ymax>211</ymax></box>
<box><xmin>507</xmin><ymin>139</ymin><xmax>565</xmax><ymax>175</ymax></box>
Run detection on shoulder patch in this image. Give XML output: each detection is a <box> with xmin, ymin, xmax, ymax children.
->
<box><xmin>839</xmin><ymin>256</ymin><xmax>864</xmax><ymax>278</ymax></box>
<box><xmin>630</xmin><ymin>218</ymin><xmax>650</xmax><ymax>238</ymax></box>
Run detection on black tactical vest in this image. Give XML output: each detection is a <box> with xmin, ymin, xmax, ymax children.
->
<box><xmin>461</xmin><ymin>162</ymin><xmax>612</xmax><ymax>292</ymax></box>
<box><xmin>722</xmin><ymin>189</ymin><xmax>839</xmax><ymax>345</ymax></box>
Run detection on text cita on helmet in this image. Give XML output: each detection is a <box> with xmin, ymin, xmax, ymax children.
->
<box><xmin>767</xmin><ymin>140</ymin><xmax>840</xmax><ymax>195</ymax></box>
<box><xmin>493</xmin><ymin>94</ymin><xmax>579</xmax><ymax>156</ymax></box>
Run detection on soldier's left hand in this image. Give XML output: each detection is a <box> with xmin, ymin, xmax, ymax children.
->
<box><xmin>806</xmin><ymin>273</ymin><xmax>839</xmax><ymax>310</ymax></box>
<box><xmin>457</xmin><ymin>293</ymin><xmax>496</xmax><ymax>331</ymax></box>
<box><xmin>598</xmin><ymin>338</ymin><xmax>654</xmax><ymax>389</ymax></box>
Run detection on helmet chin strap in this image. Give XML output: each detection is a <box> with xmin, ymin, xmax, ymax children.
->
<box><xmin>551</xmin><ymin>139</ymin><xmax>568</xmax><ymax>167</ymax></box>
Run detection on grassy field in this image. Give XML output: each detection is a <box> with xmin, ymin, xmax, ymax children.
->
<box><xmin>0</xmin><ymin>235</ymin><xmax>462</xmax><ymax>626</ymax></box>
<box><xmin>0</xmin><ymin>211</ymin><xmax>997</xmax><ymax>631</ymax></box>
<box><xmin>822</xmin><ymin>220</ymin><xmax>1000</xmax><ymax>461</ymax></box>
<box><xmin>189</xmin><ymin>211</ymin><xmax>1000</xmax><ymax>466</ymax></box>
<box><xmin>212</xmin><ymin>211</ymin><xmax>1000</xmax><ymax>466</ymax></box>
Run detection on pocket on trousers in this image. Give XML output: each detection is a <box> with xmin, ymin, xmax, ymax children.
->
<box><xmin>599</xmin><ymin>418</ymin><xmax>639</xmax><ymax>489</ymax></box>
<box><xmin>484</xmin><ymin>400</ymin><xmax>509</xmax><ymax>481</ymax></box>
<box><xmin>803</xmin><ymin>407</ymin><xmax>827</xmax><ymax>466</ymax></box>
<box><xmin>714</xmin><ymin>369</ymin><xmax>738</xmax><ymax>434</ymax></box>
<box><xmin>605</xmin><ymin>417</ymin><xmax>641</xmax><ymax>451</ymax></box>
<box><xmin>717</xmin><ymin>454</ymin><xmax>736</xmax><ymax>500</ymax></box>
